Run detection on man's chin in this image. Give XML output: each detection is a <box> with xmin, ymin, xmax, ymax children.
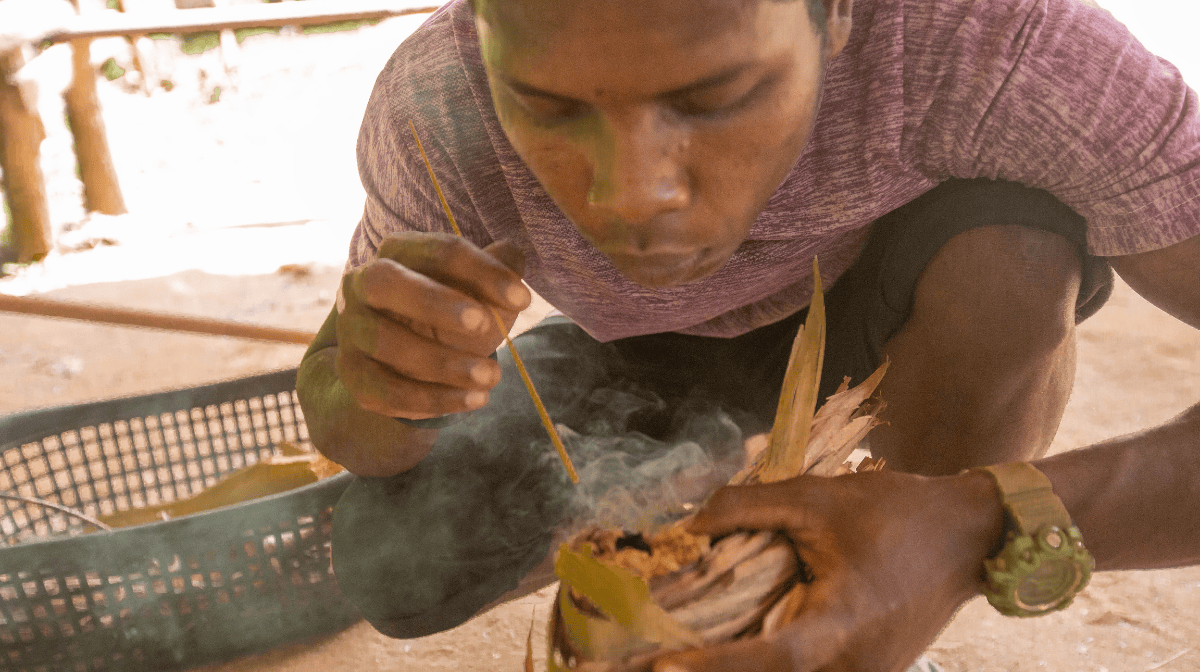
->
<box><xmin>613</xmin><ymin>254</ymin><xmax>725</xmax><ymax>289</ymax></box>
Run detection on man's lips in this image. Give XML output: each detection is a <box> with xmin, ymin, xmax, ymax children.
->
<box><xmin>603</xmin><ymin>249</ymin><xmax>709</xmax><ymax>287</ymax></box>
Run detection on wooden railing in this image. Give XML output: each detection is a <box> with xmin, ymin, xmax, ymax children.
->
<box><xmin>1</xmin><ymin>0</ymin><xmax>441</xmax><ymax>263</ymax></box>
<box><xmin>43</xmin><ymin>0</ymin><xmax>442</xmax><ymax>43</ymax></box>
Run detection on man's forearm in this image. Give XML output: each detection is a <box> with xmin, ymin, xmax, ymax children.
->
<box><xmin>1035</xmin><ymin>401</ymin><xmax>1200</xmax><ymax>571</ymax></box>
<box><xmin>297</xmin><ymin>345</ymin><xmax>439</xmax><ymax>477</ymax></box>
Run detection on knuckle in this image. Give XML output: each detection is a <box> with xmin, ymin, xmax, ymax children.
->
<box><xmin>423</xmin><ymin>236</ymin><xmax>468</xmax><ymax>269</ymax></box>
<box><xmin>376</xmin><ymin>234</ymin><xmax>408</xmax><ymax>259</ymax></box>
<box><xmin>340</xmin><ymin>310</ymin><xmax>378</xmax><ymax>355</ymax></box>
<box><xmin>340</xmin><ymin>272</ymin><xmax>362</xmax><ymax>307</ymax></box>
<box><xmin>389</xmin><ymin>384</ymin><xmax>452</xmax><ymax>419</ymax></box>
<box><xmin>358</xmin><ymin>261</ymin><xmax>394</xmax><ymax>307</ymax></box>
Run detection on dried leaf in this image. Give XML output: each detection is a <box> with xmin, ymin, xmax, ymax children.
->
<box><xmin>805</xmin><ymin>415</ymin><xmax>880</xmax><ymax>477</ymax></box>
<box><xmin>309</xmin><ymin>451</ymin><xmax>347</xmax><ymax>479</ymax></box>
<box><xmin>741</xmin><ymin>257</ymin><xmax>826</xmax><ymax>485</ymax></box>
<box><xmin>803</xmin><ymin>363</ymin><xmax>888</xmax><ymax>471</ymax></box>
<box><xmin>276</xmin><ymin>439</ymin><xmax>307</xmax><ymax>457</ymax></box>
<box><xmin>98</xmin><ymin>456</ymin><xmax>318</xmax><ymax>528</ymax></box>
<box><xmin>555</xmin><ymin>545</ymin><xmax>701</xmax><ymax>661</ymax></box>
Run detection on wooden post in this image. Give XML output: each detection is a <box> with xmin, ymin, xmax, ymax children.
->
<box><xmin>64</xmin><ymin>37</ymin><xmax>128</xmax><ymax>215</ymax></box>
<box><xmin>0</xmin><ymin>49</ymin><xmax>53</xmax><ymax>262</ymax></box>
<box><xmin>112</xmin><ymin>0</ymin><xmax>154</xmax><ymax>96</ymax></box>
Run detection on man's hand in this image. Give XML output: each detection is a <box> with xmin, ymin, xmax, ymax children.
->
<box><xmin>336</xmin><ymin>232</ymin><xmax>532</xmax><ymax>420</ymax></box>
<box><xmin>638</xmin><ymin>471</ymin><xmax>1004</xmax><ymax>672</ymax></box>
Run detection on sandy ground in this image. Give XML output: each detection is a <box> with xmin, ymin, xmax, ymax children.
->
<box><xmin>2</xmin><ymin>7</ymin><xmax>1198</xmax><ymax>672</ymax></box>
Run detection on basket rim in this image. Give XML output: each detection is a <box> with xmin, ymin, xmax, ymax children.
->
<box><xmin>0</xmin><ymin>368</ymin><xmax>301</xmax><ymax>451</ymax></box>
<box><xmin>0</xmin><ymin>469</ymin><xmax>353</xmax><ymax>553</ymax></box>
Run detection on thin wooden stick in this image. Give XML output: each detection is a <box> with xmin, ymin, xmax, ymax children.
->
<box><xmin>0</xmin><ymin>293</ymin><xmax>316</xmax><ymax>344</ymax></box>
<box><xmin>409</xmin><ymin>120</ymin><xmax>579</xmax><ymax>484</ymax></box>
<box><xmin>0</xmin><ymin>492</ymin><xmax>113</xmax><ymax>532</ymax></box>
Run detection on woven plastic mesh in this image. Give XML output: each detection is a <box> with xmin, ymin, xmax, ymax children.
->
<box><xmin>0</xmin><ymin>369</ymin><xmax>358</xmax><ymax>672</ymax></box>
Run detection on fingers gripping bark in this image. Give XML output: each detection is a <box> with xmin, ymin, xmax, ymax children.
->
<box><xmin>337</xmin><ymin>232</ymin><xmax>531</xmax><ymax>419</ymax></box>
<box><xmin>655</xmin><ymin>475</ymin><xmax>984</xmax><ymax>672</ymax></box>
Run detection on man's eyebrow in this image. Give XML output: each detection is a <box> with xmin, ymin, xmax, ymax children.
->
<box><xmin>500</xmin><ymin>76</ymin><xmax>578</xmax><ymax>101</ymax></box>
<box><xmin>499</xmin><ymin>63</ymin><xmax>753</xmax><ymax>102</ymax></box>
<box><xmin>659</xmin><ymin>64</ymin><xmax>751</xmax><ymax>98</ymax></box>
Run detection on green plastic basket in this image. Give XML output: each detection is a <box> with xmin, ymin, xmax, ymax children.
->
<box><xmin>0</xmin><ymin>369</ymin><xmax>358</xmax><ymax>672</ymax></box>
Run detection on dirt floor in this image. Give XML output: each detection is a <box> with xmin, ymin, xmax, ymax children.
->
<box><xmin>2</xmin><ymin>8</ymin><xmax>1198</xmax><ymax>672</ymax></box>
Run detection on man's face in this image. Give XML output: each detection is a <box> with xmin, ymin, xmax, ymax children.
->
<box><xmin>476</xmin><ymin>0</ymin><xmax>832</xmax><ymax>288</ymax></box>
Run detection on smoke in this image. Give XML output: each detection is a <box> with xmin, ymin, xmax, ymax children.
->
<box><xmin>556</xmin><ymin>382</ymin><xmax>748</xmax><ymax>534</ymax></box>
<box><xmin>331</xmin><ymin>321</ymin><xmax>764</xmax><ymax>636</ymax></box>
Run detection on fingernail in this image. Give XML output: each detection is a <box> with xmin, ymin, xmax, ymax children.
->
<box><xmin>461</xmin><ymin>306</ymin><xmax>486</xmax><ymax>331</ymax></box>
<box><xmin>505</xmin><ymin>283</ymin><xmax>530</xmax><ymax>308</ymax></box>
<box><xmin>468</xmin><ymin>363</ymin><xmax>494</xmax><ymax>386</ymax></box>
<box><xmin>464</xmin><ymin>390</ymin><xmax>488</xmax><ymax>409</ymax></box>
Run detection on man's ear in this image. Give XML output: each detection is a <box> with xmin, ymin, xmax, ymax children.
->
<box><xmin>822</xmin><ymin>0</ymin><xmax>853</xmax><ymax>60</ymax></box>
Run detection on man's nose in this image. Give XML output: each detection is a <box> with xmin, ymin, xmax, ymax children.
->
<box><xmin>586</xmin><ymin>109</ymin><xmax>690</xmax><ymax>232</ymax></box>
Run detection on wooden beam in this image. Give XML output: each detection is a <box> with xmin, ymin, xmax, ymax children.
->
<box><xmin>44</xmin><ymin>0</ymin><xmax>443</xmax><ymax>42</ymax></box>
<box><xmin>0</xmin><ymin>293</ymin><xmax>317</xmax><ymax>344</ymax></box>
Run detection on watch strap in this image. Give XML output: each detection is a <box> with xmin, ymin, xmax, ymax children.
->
<box><xmin>976</xmin><ymin>462</ymin><xmax>1073</xmax><ymax>537</ymax></box>
<box><xmin>971</xmin><ymin>462</ymin><xmax>1093</xmax><ymax>617</ymax></box>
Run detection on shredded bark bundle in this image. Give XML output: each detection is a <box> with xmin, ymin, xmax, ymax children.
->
<box><xmin>539</xmin><ymin>260</ymin><xmax>889</xmax><ymax>671</ymax></box>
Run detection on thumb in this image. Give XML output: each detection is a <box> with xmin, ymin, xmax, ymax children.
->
<box><xmin>688</xmin><ymin>481</ymin><xmax>814</xmax><ymax>537</ymax></box>
<box><xmin>483</xmin><ymin>240</ymin><xmax>526</xmax><ymax>277</ymax></box>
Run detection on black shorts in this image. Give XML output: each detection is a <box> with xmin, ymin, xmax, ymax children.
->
<box><xmin>331</xmin><ymin>178</ymin><xmax>1114</xmax><ymax>638</ymax></box>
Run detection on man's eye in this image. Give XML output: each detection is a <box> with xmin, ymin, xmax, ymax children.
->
<box><xmin>518</xmin><ymin>95</ymin><xmax>588</xmax><ymax>121</ymax></box>
<box><xmin>671</xmin><ymin>78</ymin><xmax>771</xmax><ymax>119</ymax></box>
<box><xmin>671</xmin><ymin>96</ymin><xmax>736</xmax><ymax>117</ymax></box>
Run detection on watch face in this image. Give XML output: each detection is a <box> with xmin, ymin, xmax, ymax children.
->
<box><xmin>1013</xmin><ymin>556</ymin><xmax>1086</xmax><ymax>613</ymax></box>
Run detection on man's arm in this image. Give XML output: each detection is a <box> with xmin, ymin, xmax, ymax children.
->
<box><xmin>636</xmin><ymin>233</ymin><xmax>1200</xmax><ymax>672</ymax></box>
<box><xmin>296</xmin><ymin>234</ymin><xmax>530</xmax><ymax>477</ymax></box>
<box><xmin>1040</xmin><ymin>231</ymin><xmax>1200</xmax><ymax>570</ymax></box>
<box><xmin>297</xmin><ymin>306</ymin><xmax>442</xmax><ymax>477</ymax></box>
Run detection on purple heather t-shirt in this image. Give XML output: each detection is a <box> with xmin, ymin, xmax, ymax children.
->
<box><xmin>345</xmin><ymin>0</ymin><xmax>1200</xmax><ymax>342</ymax></box>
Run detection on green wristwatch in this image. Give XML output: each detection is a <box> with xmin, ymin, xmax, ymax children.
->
<box><xmin>972</xmin><ymin>462</ymin><xmax>1094</xmax><ymax>618</ymax></box>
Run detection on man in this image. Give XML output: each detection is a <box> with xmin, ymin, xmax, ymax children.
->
<box><xmin>296</xmin><ymin>0</ymin><xmax>1200</xmax><ymax>669</ymax></box>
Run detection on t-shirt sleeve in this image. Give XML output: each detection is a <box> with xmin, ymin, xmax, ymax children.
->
<box><xmin>903</xmin><ymin>0</ymin><xmax>1200</xmax><ymax>255</ymax></box>
<box><xmin>342</xmin><ymin>8</ymin><xmax>495</xmax><ymax>302</ymax></box>
<box><xmin>348</xmin><ymin>72</ymin><xmax>491</xmax><ymax>269</ymax></box>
